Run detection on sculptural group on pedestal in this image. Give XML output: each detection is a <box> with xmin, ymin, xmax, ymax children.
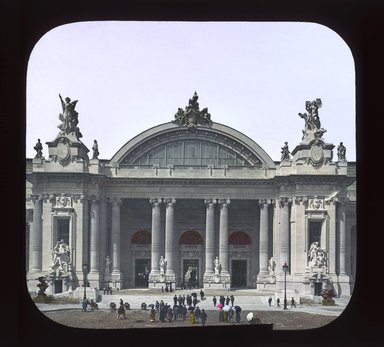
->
<box><xmin>49</xmin><ymin>239</ymin><xmax>71</xmax><ymax>277</ymax></box>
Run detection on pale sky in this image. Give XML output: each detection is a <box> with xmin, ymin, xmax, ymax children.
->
<box><xmin>26</xmin><ymin>21</ymin><xmax>356</xmax><ymax>162</ymax></box>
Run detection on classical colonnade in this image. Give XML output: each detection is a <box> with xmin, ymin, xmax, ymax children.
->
<box><xmin>28</xmin><ymin>194</ymin><xmax>349</xmax><ymax>289</ymax></box>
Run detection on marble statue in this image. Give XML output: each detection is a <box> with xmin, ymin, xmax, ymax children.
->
<box><xmin>92</xmin><ymin>139</ymin><xmax>99</xmax><ymax>159</ymax></box>
<box><xmin>337</xmin><ymin>142</ymin><xmax>346</xmax><ymax>161</ymax></box>
<box><xmin>34</xmin><ymin>139</ymin><xmax>43</xmax><ymax>158</ymax></box>
<box><xmin>268</xmin><ymin>257</ymin><xmax>276</xmax><ymax>276</ymax></box>
<box><xmin>298</xmin><ymin>99</ymin><xmax>326</xmax><ymax>140</ymax></box>
<box><xmin>280</xmin><ymin>142</ymin><xmax>290</xmax><ymax>161</ymax></box>
<box><xmin>308</xmin><ymin>241</ymin><xmax>328</xmax><ymax>267</ymax></box>
<box><xmin>49</xmin><ymin>239</ymin><xmax>70</xmax><ymax>276</ymax></box>
<box><xmin>58</xmin><ymin>94</ymin><xmax>82</xmax><ymax>139</ymax></box>
<box><xmin>214</xmin><ymin>256</ymin><xmax>220</xmax><ymax>275</ymax></box>
<box><xmin>105</xmin><ymin>255</ymin><xmax>112</xmax><ymax>275</ymax></box>
<box><xmin>159</xmin><ymin>256</ymin><xmax>167</xmax><ymax>274</ymax></box>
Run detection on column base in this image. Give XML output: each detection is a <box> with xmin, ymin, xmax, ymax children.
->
<box><xmin>203</xmin><ymin>272</ymin><xmax>231</xmax><ymax>289</ymax></box>
<box><xmin>336</xmin><ymin>274</ymin><xmax>351</xmax><ymax>297</ymax></box>
<box><xmin>107</xmin><ymin>271</ymin><xmax>123</xmax><ymax>290</ymax></box>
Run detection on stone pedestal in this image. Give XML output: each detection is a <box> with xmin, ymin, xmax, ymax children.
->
<box><xmin>291</xmin><ymin>137</ymin><xmax>335</xmax><ymax>173</ymax></box>
<box><xmin>203</xmin><ymin>273</ymin><xmax>231</xmax><ymax>289</ymax></box>
<box><xmin>89</xmin><ymin>158</ymin><xmax>101</xmax><ymax>174</ymax></box>
<box><xmin>45</xmin><ymin>133</ymin><xmax>89</xmax><ymax>170</ymax></box>
<box><xmin>109</xmin><ymin>272</ymin><xmax>123</xmax><ymax>290</ymax></box>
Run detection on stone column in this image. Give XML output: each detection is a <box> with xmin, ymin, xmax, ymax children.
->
<box><xmin>149</xmin><ymin>198</ymin><xmax>162</xmax><ymax>282</ymax></box>
<box><xmin>279</xmin><ymin>197</ymin><xmax>291</xmax><ymax>274</ymax></box>
<box><xmin>89</xmin><ymin>198</ymin><xmax>100</xmax><ymax>273</ymax></box>
<box><xmin>111</xmin><ymin>198</ymin><xmax>122</xmax><ymax>274</ymax></box>
<box><xmin>218</xmin><ymin>199</ymin><xmax>230</xmax><ymax>283</ymax></box>
<box><xmin>203</xmin><ymin>199</ymin><xmax>216</xmax><ymax>283</ymax></box>
<box><xmin>29</xmin><ymin>194</ymin><xmax>43</xmax><ymax>273</ymax></box>
<box><xmin>164</xmin><ymin>198</ymin><xmax>176</xmax><ymax>283</ymax></box>
<box><xmin>257</xmin><ymin>199</ymin><xmax>270</xmax><ymax>282</ymax></box>
<box><xmin>338</xmin><ymin>201</ymin><xmax>347</xmax><ymax>275</ymax></box>
<box><xmin>326</xmin><ymin>199</ymin><xmax>337</xmax><ymax>276</ymax></box>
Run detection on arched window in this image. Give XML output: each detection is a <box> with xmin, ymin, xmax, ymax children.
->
<box><xmin>228</xmin><ymin>231</ymin><xmax>251</xmax><ymax>245</ymax></box>
<box><xmin>131</xmin><ymin>230</ymin><xmax>151</xmax><ymax>244</ymax></box>
<box><xmin>179</xmin><ymin>230</ymin><xmax>203</xmax><ymax>245</ymax></box>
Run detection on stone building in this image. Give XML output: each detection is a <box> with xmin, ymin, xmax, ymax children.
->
<box><xmin>26</xmin><ymin>93</ymin><xmax>356</xmax><ymax>298</ymax></box>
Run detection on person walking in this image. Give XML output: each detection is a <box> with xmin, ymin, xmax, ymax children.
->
<box><xmin>82</xmin><ymin>299</ymin><xmax>88</xmax><ymax>312</ymax></box>
<box><xmin>230</xmin><ymin>294</ymin><xmax>235</xmax><ymax>306</ymax></box>
<box><xmin>268</xmin><ymin>297</ymin><xmax>272</xmax><ymax>306</ymax></box>
<box><xmin>213</xmin><ymin>295</ymin><xmax>217</xmax><ymax>307</ymax></box>
<box><xmin>201</xmin><ymin>309</ymin><xmax>208</xmax><ymax>326</ymax></box>
<box><xmin>195</xmin><ymin>306</ymin><xmax>201</xmax><ymax>323</ymax></box>
<box><xmin>117</xmin><ymin>304</ymin><xmax>126</xmax><ymax>319</ymax></box>
<box><xmin>291</xmin><ymin>297</ymin><xmax>296</xmax><ymax>308</ymax></box>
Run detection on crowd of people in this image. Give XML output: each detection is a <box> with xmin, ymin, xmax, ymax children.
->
<box><xmin>81</xmin><ymin>290</ymin><xmax>297</xmax><ymax>325</ymax></box>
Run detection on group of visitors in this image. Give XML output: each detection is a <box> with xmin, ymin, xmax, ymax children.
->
<box><xmin>267</xmin><ymin>296</ymin><xmax>296</xmax><ymax>308</ymax></box>
<box><xmin>212</xmin><ymin>294</ymin><xmax>235</xmax><ymax>307</ymax></box>
<box><xmin>82</xmin><ymin>298</ymin><xmax>97</xmax><ymax>312</ymax></box>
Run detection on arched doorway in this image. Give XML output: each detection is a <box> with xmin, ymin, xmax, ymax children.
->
<box><xmin>179</xmin><ymin>230</ymin><xmax>203</xmax><ymax>289</ymax></box>
<box><xmin>131</xmin><ymin>230</ymin><xmax>151</xmax><ymax>287</ymax></box>
<box><xmin>229</xmin><ymin>231</ymin><xmax>252</xmax><ymax>288</ymax></box>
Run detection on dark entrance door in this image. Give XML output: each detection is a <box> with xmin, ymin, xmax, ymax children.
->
<box><xmin>231</xmin><ymin>260</ymin><xmax>247</xmax><ymax>288</ymax></box>
<box><xmin>54</xmin><ymin>279</ymin><xmax>63</xmax><ymax>293</ymax></box>
<box><xmin>135</xmin><ymin>259</ymin><xmax>150</xmax><ymax>287</ymax></box>
<box><xmin>314</xmin><ymin>282</ymin><xmax>323</xmax><ymax>296</ymax></box>
<box><xmin>183</xmin><ymin>259</ymin><xmax>199</xmax><ymax>289</ymax></box>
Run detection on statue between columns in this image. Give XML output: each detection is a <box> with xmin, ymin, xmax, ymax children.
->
<box><xmin>214</xmin><ymin>256</ymin><xmax>221</xmax><ymax>275</ymax></box>
<box><xmin>105</xmin><ymin>255</ymin><xmax>112</xmax><ymax>276</ymax></box>
<box><xmin>159</xmin><ymin>256</ymin><xmax>167</xmax><ymax>274</ymax></box>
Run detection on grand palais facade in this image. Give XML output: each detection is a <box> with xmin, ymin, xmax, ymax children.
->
<box><xmin>26</xmin><ymin>93</ymin><xmax>356</xmax><ymax>299</ymax></box>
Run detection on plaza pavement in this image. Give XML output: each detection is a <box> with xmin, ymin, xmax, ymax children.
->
<box><xmin>35</xmin><ymin>288</ymin><xmax>350</xmax><ymax>317</ymax></box>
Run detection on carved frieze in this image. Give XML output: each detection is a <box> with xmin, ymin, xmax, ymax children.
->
<box><xmin>54</xmin><ymin>193</ymin><xmax>73</xmax><ymax>209</ymax></box>
<box><xmin>307</xmin><ymin>196</ymin><xmax>325</xmax><ymax>211</ymax></box>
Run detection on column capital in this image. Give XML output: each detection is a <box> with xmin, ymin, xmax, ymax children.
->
<box><xmin>293</xmin><ymin>195</ymin><xmax>308</xmax><ymax>205</ymax></box>
<box><xmin>204</xmin><ymin>199</ymin><xmax>217</xmax><ymax>207</ymax></box>
<box><xmin>31</xmin><ymin>194</ymin><xmax>44</xmax><ymax>204</ymax></box>
<box><xmin>278</xmin><ymin>196</ymin><xmax>292</xmax><ymax>207</ymax></box>
<box><xmin>164</xmin><ymin>198</ymin><xmax>176</xmax><ymax>207</ymax></box>
<box><xmin>90</xmin><ymin>195</ymin><xmax>99</xmax><ymax>203</ymax></box>
<box><xmin>218</xmin><ymin>199</ymin><xmax>230</xmax><ymax>208</ymax></box>
<box><xmin>258</xmin><ymin>199</ymin><xmax>272</xmax><ymax>208</ymax></box>
<box><xmin>149</xmin><ymin>197</ymin><xmax>163</xmax><ymax>206</ymax></box>
<box><xmin>110</xmin><ymin>197</ymin><xmax>122</xmax><ymax>206</ymax></box>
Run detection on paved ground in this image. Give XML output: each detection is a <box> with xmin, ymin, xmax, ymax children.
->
<box><xmin>36</xmin><ymin>288</ymin><xmax>349</xmax><ymax>330</ymax></box>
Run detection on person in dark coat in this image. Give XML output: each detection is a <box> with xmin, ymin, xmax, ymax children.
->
<box><xmin>213</xmin><ymin>296</ymin><xmax>217</xmax><ymax>307</ymax></box>
<box><xmin>201</xmin><ymin>309</ymin><xmax>208</xmax><ymax>326</ymax></box>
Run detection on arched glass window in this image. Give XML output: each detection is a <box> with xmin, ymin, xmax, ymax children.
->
<box><xmin>228</xmin><ymin>231</ymin><xmax>251</xmax><ymax>245</ymax></box>
<box><xmin>179</xmin><ymin>230</ymin><xmax>204</xmax><ymax>245</ymax></box>
<box><xmin>131</xmin><ymin>230</ymin><xmax>151</xmax><ymax>244</ymax></box>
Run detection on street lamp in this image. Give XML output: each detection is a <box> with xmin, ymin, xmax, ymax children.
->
<box><xmin>282</xmin><ymin>262</ymin><xmax>288</xmax><ymax>310</ymax></box>
<box><xmin>82</xmin><ymin>261</ymin><xmax>88</xmax><ymax>301</ymax></box>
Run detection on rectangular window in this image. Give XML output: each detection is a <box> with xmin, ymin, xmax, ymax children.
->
<box><xmin>308</xmin><ymin>220</ymin><xmax>322</xmax><ymax>248</ymax></box>
<box><xmin>57</xmin><ymin>219</ymin><xmax>70</xmax><ymax>244</ymax></box>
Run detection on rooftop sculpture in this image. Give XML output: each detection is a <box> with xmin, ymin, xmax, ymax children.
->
<box><xmin>58</xmin><ymin>94</ymin><xmax>83</xmax><ymax>139</ymax></box>
<box><xmin>173</xmin><ymin>92</ymin><xmax>213</xmax><ymax>128</ymax></box>
<box><xmin>298</xmin><ymin>98</ymin><xmax>326</xmax><ymax>142</ymax></box>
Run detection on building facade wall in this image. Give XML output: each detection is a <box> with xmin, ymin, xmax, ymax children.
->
<box><xmin>26</xmin><ymin>120</ymin><xmax>356</xmax><ymax>298</ymax></box>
